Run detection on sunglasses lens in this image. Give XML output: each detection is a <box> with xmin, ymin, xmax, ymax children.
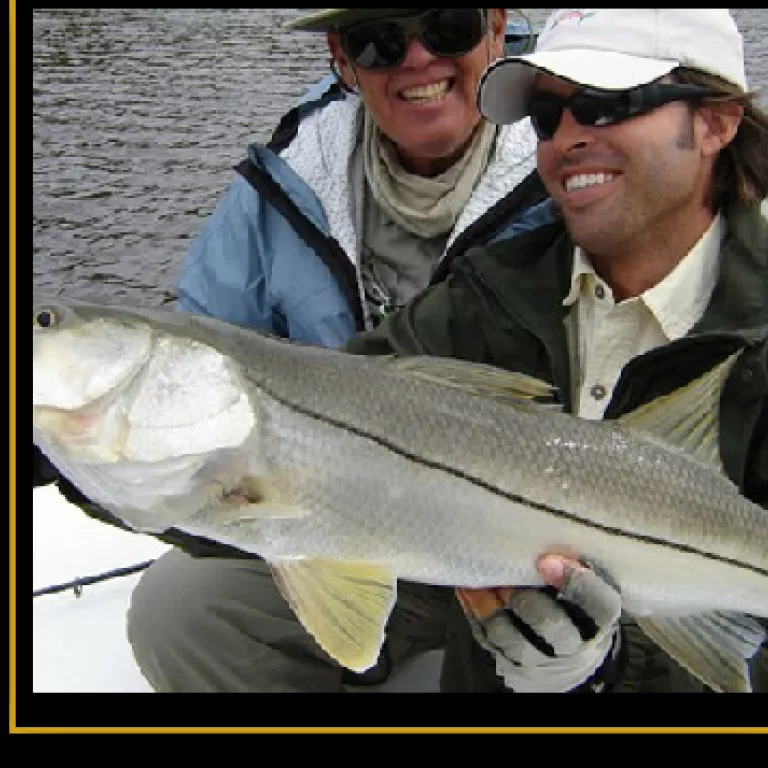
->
<box><xmin>343</xmin><ymin>10</ymin><xmax>484</xmax><ymax>70</ymax></box>
<box><xmin>529</xmin><ymin>84</ymin><xmax>715</xmax><ymax>141</ymax></box>
<box><xmin>421</xmin><ymin>9</ymin><xmax>484</xmax><ymax>57</ymax></box>
<box><xmin>571</xmin><ymin>95</ymin><xmax>626</xmax><ymax>128</ymax></box>
<box><xmin>529</xmin><ymin>99</ymin><xmax>563</xmax><ymax>140</ymax></box>
<box><xmin>529</xmin><ymin>93</ymin><xmax>628</xmax><ymax>139</ymax></box>
<box><xmin>344</xmin><ymin>21</ymin><xmax>407</xmax><ymax>70</ymax></box>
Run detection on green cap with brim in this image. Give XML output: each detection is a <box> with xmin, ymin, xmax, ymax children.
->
<box><xmin>286</xmin><ymin>9</ymin><xmax>421</xmax><ymax>32</ymax></box>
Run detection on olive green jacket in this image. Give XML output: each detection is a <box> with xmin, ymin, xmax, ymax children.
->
<box><xmin>344</xmin><ymin>203</ymin><xmax>768</xmax><ymax>692</ymax></box>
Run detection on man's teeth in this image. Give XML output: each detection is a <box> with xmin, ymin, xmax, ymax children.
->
<box><xmin>565</xmin><ymin>173</ymin><xmax>615</xmax><ymax>192</ymax></box>
<box><xmin>400</xmin><ymin>80</ymin><xmax>450</xmax><ymax>102</ymax></box>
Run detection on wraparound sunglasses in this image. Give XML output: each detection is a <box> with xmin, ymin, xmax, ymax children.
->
<box><xmin>529</xmin><ymin>82</ymin><xmax>718</xmax><ymax>141</ymax></box>
<box><xmin>340</xmin><ymin>9</ymin><xmax>487</xmax><ymax>71</ymax></box>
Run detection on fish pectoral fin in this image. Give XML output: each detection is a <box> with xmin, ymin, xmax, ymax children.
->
<box><xmin>390</xmin><ymin>356</ymin><xmax>560</xmax><ymax>410</ymax></box>
<box><xmin>616</xmin><ymin>351</ymin><xmax>742</xmax><ymax>471</ymax></box>
<box><xmin>636</xmin><ymin>611</ymin><xmax>766</xmax><ymax>693</ymax></box>
<box><xmin>270</xmin><ymin>558</ymin><xmax>397</xmax><ymax>673</ymax></box>
<box><xmin>214</xmin><ymin>475</ymin><xmax>310</xmax><ymax>519</ymax></box>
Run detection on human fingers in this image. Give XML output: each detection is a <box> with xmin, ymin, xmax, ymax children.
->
<box><xmin>536</xmin><ymin>554</ymin><xmax>586</xmax><ymax>590</ymax></box>
<box><xmin>455</xmin><ymin>586</ymin><xmax>507</xmax><ymax>621</ymax></box>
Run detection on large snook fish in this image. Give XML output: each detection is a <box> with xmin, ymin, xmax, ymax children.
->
<box><xmin>32</xmin><ymin>297</ymin><xmax>768</xmax><ymax>692</ymax></box>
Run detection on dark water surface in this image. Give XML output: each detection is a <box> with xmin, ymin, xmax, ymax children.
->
<box><xmin>32</xmin><ymin>8</ymin><xmax>768</xmax><ymax>307</ymax></box>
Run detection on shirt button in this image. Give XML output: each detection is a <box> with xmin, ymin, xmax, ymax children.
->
<box><xmin>595</xmin><ymin>284</ymin><xmax>605</xmax><ymax>299</ymax></box>
<box><xmin>590</xmin><ymin>384</ymin><xmax>607</xmax><ymax>400</ymax></box>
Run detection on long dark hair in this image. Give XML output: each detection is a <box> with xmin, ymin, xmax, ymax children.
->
<box><xmin>673</xmin><ymin>67</ymin><xmax>768</xmax><ymax>210</ymax></box>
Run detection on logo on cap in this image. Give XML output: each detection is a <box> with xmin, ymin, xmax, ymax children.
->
<box><xmin>549</xmin><ymin>9</ymin><xmax>597</xmax><ymax>30</ymax></box>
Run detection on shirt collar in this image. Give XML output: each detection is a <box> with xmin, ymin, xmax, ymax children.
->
<box><xmin>562</xmin><ymin>213</ymin><xmax>725</xmax><ymax>339</ymax></box>
<box><xmin>642</xmin><ymin>214</ymin><xmax>725</xmax><ymax>339</ymax></box>
<box><xmin>562</xmin><ymin>246</ymin><xmax>596</xmax><ymax>307</ymax></box>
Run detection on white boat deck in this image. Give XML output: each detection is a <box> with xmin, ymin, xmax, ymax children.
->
<box><xmin>32</xmin><ymin>485</ymin><xmax>442</xmax><ymax>693</ymax></box>
<box><xmin>33</xmin><ymin>485</ymin><xmax>169</xmax><ymax>692</ymax></box>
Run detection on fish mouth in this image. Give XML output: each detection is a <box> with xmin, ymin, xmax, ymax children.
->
<box><xmin>34</xmin><ymin>386</ymin><xmax>134</xmax><ymax>464</ymax></box>
<box><xmin>33</xmin><ymin>340</ymin><xmax>153</xmax><ymax>463</ymax></box>
<box><xmin>33</xmin><ymin>315</ymin><xmax>155</xmax><ymax>411</ymax></box>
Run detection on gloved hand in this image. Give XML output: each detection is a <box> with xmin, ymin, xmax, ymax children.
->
<box><xmin>456</xmin><ymin>554</ymin><xmax>622</xmax><ymax>693</ymax></box>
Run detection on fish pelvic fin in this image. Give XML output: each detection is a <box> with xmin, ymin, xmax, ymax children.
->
<box><xmin>616</xmin><ymin>351</ymin><xmax>743</xmax><ymax>471</ymax></box>
<box><xmin>391</xmin><ymin>356</ymin><xmax>561</xmax><ymax>410</ymax></box>
<box><xmin>270</xmin><ymin>558</ymin><xmax>397</xmax><ymax>673</ymax></box>
<box><xmin>636</xmin><ymin>611</ymin><xmax>766</xmax><ymax>692</ymax></box>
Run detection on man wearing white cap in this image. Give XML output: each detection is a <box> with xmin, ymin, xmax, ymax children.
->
<box><xmin>345</xmin><ymin>9</ymin><xmax>768</xmax><ymax>692</ymax></box>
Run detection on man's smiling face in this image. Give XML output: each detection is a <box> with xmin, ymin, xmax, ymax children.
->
<box><xmin>533</xmin><ymin>72</ymin><xmax>717</xmax><ymax>261</ymax></box>
<box><xmin>328</xmin><ymin>9</ymin><xmax>506</xmax><ymax>176</ymax></box>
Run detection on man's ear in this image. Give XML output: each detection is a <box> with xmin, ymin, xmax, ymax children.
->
<box><xmin>698</xmin><ymin>100</ymin><xmax>744</xmax><ymax>157</ymax></box>
<box><xmin>327</xmin><ymin>31</ymin><xmax>356</xmax><ymax>91</ymax></box>
<box><xmin>489</xmin><ymin>8</ymin><xmax>507</xmax><ymax>60</ymax></box>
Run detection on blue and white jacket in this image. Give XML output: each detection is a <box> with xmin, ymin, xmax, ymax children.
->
<box><xmin>176</xmin><ymin>75</ymin><xmax>553</xmax><ymax>348</ymax></box>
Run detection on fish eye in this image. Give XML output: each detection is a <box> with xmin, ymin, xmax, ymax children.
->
<box><xmin>34</xmin><ymin>307</ymin><xmax>59</xmax><ymax>328</ymax></box>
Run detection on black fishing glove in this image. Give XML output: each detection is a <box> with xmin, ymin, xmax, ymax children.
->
<box><xmin>459</xmin><ymin>560</ymin><xmax>622</xmax><ymax>692</ymax></box>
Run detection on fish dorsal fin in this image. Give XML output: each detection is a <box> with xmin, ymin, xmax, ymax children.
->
<box><xmin>616</xmin><ymin>352</ymin><xmax>742</xmax><ymax>471</ymax></box>
<box><xmin>270</xmin><ymin>558</ymin><xmax>397</xmax><ymax>673</ymax></box>
<box><xmin>391</xmin><ymin>356</ymin><xmax>560</xmax><ymax>411</ymax></box>
<box><xmin>636</xmin><ymin>611</ymin><xmax>766</xmax><ymax>693</ymax></box>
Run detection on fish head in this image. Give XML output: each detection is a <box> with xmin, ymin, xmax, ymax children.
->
<box><xmin>32</xmin><ymin>298</ymin><xmax>259</xmax><ymax>533</ymax></box>
<box><xmin>33</xmin><ymin>299</ymin><xmax>154</xmax><ymax>462</ymax></box>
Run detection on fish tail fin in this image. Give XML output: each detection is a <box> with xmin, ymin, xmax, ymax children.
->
<box><xmin>636</xmin><ymin>611</ymin><xmax>766</xmax><ymax>692</ymax></box>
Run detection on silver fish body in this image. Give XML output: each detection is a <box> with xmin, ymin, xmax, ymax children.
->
<box><xmin>32</xmin><ymin>298</ymin><xmax>768</xmax><ymax>690</ymax></box>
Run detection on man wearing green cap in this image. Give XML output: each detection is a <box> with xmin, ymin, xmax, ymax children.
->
<box><xmin>114</xmin><ymin>8</ymin><xmax>552</xmax><ymax>692</ymax></box>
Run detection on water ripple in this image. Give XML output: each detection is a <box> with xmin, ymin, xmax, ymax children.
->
<box><xmin>32</xmin><ymin>8</ymin><xmax>768</xmax><ymax>307</ymax></box>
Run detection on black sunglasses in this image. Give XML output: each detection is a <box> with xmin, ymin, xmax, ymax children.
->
<box><xmin>528</xmin><ymin>82</ymin><xmax>717</xmax><ymax>141</ymax></box>
<box><xmin>340</xmin><ymin>9</ymin><xmax>487</xmax><ymax>71</ymax></box>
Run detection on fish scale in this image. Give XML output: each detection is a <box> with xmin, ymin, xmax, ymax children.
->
<box><xmin>260</xmin><ymin>357</ymin><xmax>763</xmax><ymax>573</ymax></box>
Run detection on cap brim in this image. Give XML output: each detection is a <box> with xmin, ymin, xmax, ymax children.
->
<box><xmin>479</xmin><ymin>50</ymin><xmax>679</xmax><ymax>126</ymax></box>
<box><xmin>286</xmin><ymin>9</ymin><xmax>415</xmax><ymax>32</ymax></box>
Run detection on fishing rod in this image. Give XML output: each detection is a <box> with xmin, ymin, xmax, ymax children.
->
<box><xmin>32</xmin><ymin>559</ymin><xmax>157</xmax><ymax>598</ymax></box>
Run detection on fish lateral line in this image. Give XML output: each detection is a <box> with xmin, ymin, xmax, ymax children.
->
<box><xmin>257</xmin><ymin>381</ymin><xmax>768</xmax><ymax>581</ymax></box>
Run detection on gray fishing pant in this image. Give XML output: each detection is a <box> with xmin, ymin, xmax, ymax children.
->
<box><xmin>126</xmin><ymin>548</ymin><xmax>452</xmax><ymax>692</ymax></box>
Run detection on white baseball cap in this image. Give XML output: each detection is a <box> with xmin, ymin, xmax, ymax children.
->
<box><xmin>478</xmin><ymin>8</ymin><xmax>747</xmax><ymax>126</ymax></box>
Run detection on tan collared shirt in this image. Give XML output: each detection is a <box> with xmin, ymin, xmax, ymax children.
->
<box><xmin>562</xmin><ymin>214</ymin><xmax>725</xmax><ymax>420</ymax></box>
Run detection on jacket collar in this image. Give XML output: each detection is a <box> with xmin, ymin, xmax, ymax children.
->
<box><xmin>276</xmin><ymin>94</ymin><xmax>539</xmax><ymax>263</ymax></box>
<box><xmin>691</xmin><ymin>203</ymin><xmax>768</xmax><ymax>340</ymax></box>
<box><xmin>467</xmin><ymin>219</ymin><xmax>574</xmax><ymax>403</ymax></box>
<box><xmin>469</xmin><ymin>204</ymin><xmax>768</xmax><ymax>407</ymax></box>
<box><xmin>483</xmin><ymin>203</ymin><xmax>768</xmax><ymax>341</ymax></box>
